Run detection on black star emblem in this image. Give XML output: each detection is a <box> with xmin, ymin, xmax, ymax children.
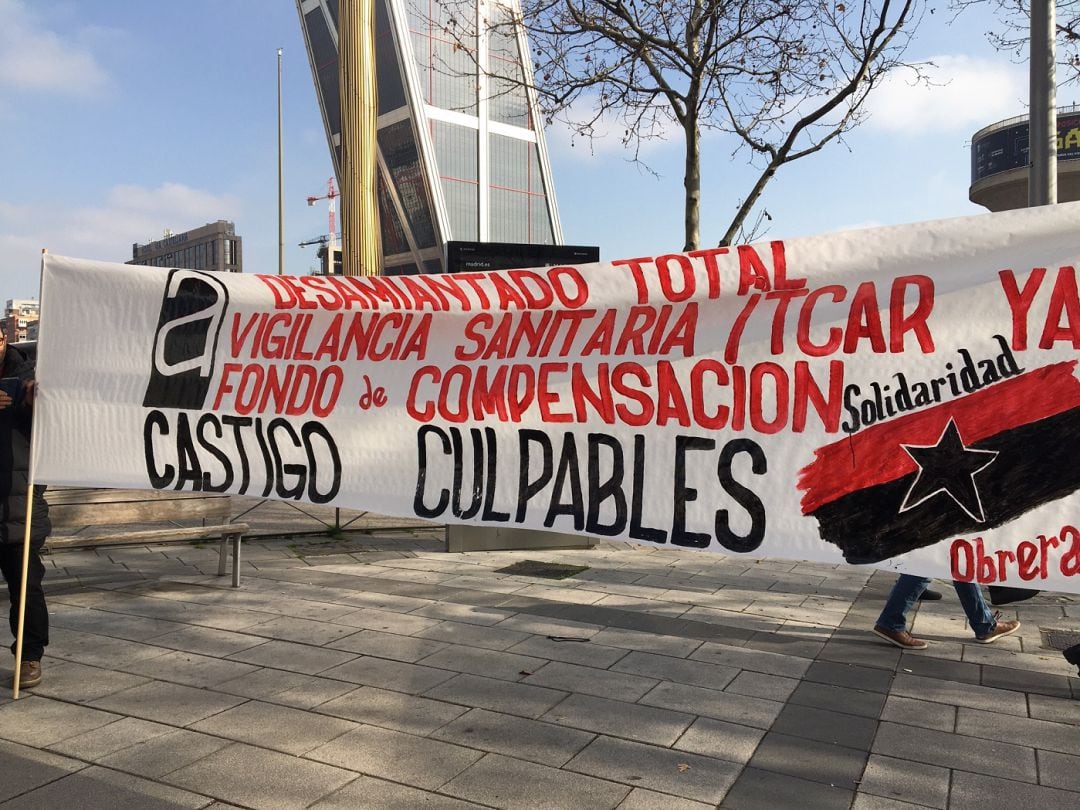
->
<box><xmin>898</xmin><ymin>418</ymin><xmax>998</xmax><ymax>522</ymax></box>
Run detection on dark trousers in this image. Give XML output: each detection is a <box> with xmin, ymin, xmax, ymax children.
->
<box><xmin>0</xmin><ymin>540</ymin><xmax>48</xmax><ymax>661</ymax></box>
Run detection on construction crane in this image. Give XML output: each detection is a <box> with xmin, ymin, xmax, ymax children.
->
<box><xmin>304</xmin><ymin>177</ymin><xmax>338</xmax><ymax>252</ymax></box>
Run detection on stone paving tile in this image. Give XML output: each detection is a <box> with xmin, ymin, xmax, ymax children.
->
<box><xmin>954</xmin><ymin>706</ymin><xmax>1080</xmax><ymax>756</ymax></box>
<box><xmin>148</xmin><ymin>625</ymin><xmax>267</xmax><ymax>657</ymax></box>
<box><xmin>423</xmin><ymin>673</ymin><xmax>569</xmax><ymax>719</ymax></box>
<box><xmin>786</xmin><ymin>680</ymin><xmax>887</xmax><ymax>719</ymax></box>
<box><xmin>672</xmin><ymin>716</ymin><xmax>765</xmax><ymax>764</ymax></box>
<box><xmin>432</xmin><ymin>707</ymin><xmax>595</xmax><ymax>767</ymax></box>
<box><xmin>89</xmin><ymin>680</ymin><xmax>247</xmax><ymax>727</ymax></box>
<box><xmin>318</xmin><ymin>654</ymin><xmax>457</xmax><ymax>694</ymax></box>
<box><xmin>540</xmin><ymin>693</ymin><xmax>694</xmax><ymax>746</ymax></box>
<box><xmin>491</xmin><ymin>612</ymin><xmax>603</xmax><ymax>638</ymax></box>
<box><xmin>211</xmin><ymin>666</ymin><xmax>335</xmax><ymax>701</ymax></box>
<box><xmin>505</xmin><ymin>635</ymin><xmax>632</xmax><ymax>668</ymax></box>
<box><xmin>190</xmin><ymin>699</ymin><xmax>357</xmax><ymax>755</ymax></box>
<box><xmin>980</xmin><ymin>663</ymin><xmax>1076</xmax><ymax>699</ymax></box>
<box><xmin>414</xmin><ymin>618</ymin><xmax>531</xmax><ymax>652</ymax></box>
<box><xmin>332</xmin><ymin>606</ymin><xmax>443</xmax><ymax>635</ymax></box>
<box><xmin>46</xmin><ymin>716</ymin><xmax>176</xmax><ymax>762</ymax></box>
<box><xmin>123</xmin><ymin>650</ymin><xmax>261</xmax><ymax>689</ymax></box>
<box><xmin>588</xmin><ymin>626</ymin><xmax>703</xmax><ymax>658</ymax></box>
<box><xmin>97</xmin><ymin>729</ymin><xmax>232</xmax><ymax>779</ymax></box>
<box><xmin>878</xmin><ymin>695</ymin><xmax>955</xmax><ymax>733</ymax></box>
<box><xmin>2</xmin><ymin>764</ymin><xmax>211</xmax><ymax>809</ymax></box>
<box><xmin>46</xmin><ymin>627</ymin><xmax>174</xmax><ymax>670</ymax></box>
<box><xmin>770</xmin><ymin>703</ymin><xmax>879</xmax><ymax>750</ymax></box>
<box><xmin>307</xmin><ymin>774</ymin><xmax>484</xmax><ymax>809</ymax></box>
<box><xmin>0</xmin><ymin>695</ymin><xmax>120</xmax><ymax>747</ymax></box>
<box><xmin>443</xmin><ymin>751</ymin><xmax>629</xmax><ymax>809</ymax></box>
<box><xmin>0</xmin><ymin>739</ymin><xmax>86</xmax><ymax>803</ymax></box>
<box><xmin>50</xmin><ymin>606</ymin><xmax>187</xmax><ymax>642</ymax></box>
<box><xmin>417</xmin><ymin>644</ymin><xmax>549</xmax><ymax>682</ymax></box>
<box><xmin>407</xmin><ymin>601</ymin><xmax>515</xmax><ymax>626</ymax></box>
<box><xmin>1028</xmin><ymin>692</ymin><xmax>1080</xmax><ymax>725</ymax></box>
<box><xmin>226</xmin><ymin>639</ymin><xmax>357</xmax><ymax>675</ymax></box>
<box><xmin>523</xmin><ymin>661</ymin><xmax>657</xmax><ymax>702</ymax></box>
<box><xmin>616</xmin><ymin>787</ymin><xmax>711</xmax><ymax>809</ymax></box>
<box><xmin>872</xmin><ymin>721</ymin><xmax>1037</xmax><ymax>782</ymax></box>
<box><xmin>306</xmin><ymin>724</ymin><xmax>481</xmax><ymax>790</ymax></box>
<box><xmin>689</xmin><ymin>640</ymin><xmax>813</xmax><ymax>679</ymax></box>
<box><xmin>639</xmin><ymin>681</ymin><xmax>784</xmax><ymax>730</ymax></box>
<box><xmin>960</xmin><ymin>643</ymin><xmax>1074</xmax><ymax>675</ymax></box>
<box><xmin>742</xmin><ymin>630</ymin><xmax>826</xmax><ymax>659</ymax></box>
<box><xmin>949</xmin><ymin>770</ymin><xmax>1079</xmax><ymax>810</ymax></box>
<box><xmin>1038</xmin><ymin>750</ymin><xmax>1080</xmax><ymax>792</ymax></box>
<box><xmin>242</xmin><ymin>615</ymin><xmax>359</xmax><ymax>646</ymax></box>
<box><xmin>326</xmin><ymin>628</ymin><xmax>450</xmax><ymax>661</ymax></box>
<box><xmin>747</xmin><ymin>731</ymin><xmax>867</xmax><ymax>789</ymax></box>
<box><xmin>316</xmin><ymin>684</ymin><xmax>466</xmax><ymax>735</ymax></box>
<box><xmin>610</xmin><ymin>650</ymin><xmax>740</xmax><ymax>691</ymax></box>
<box><xmin>850</xmin><ymin>794</ymin><xmax>934</xmax><ymax>809</ymax></box>
<box><xmin>721</xmin><ymin>766</ymin><xmax>854</xmax><ymax>810</ymax></box>
<box><xmin>893</xmin><ymin>654</ymin><xmax>981</xmax><ymax>685</ymax></box>
<box><xmin>889</xmin><ymin>673</ymin><xmax>1028</xmax><ymax>716</ymax></box>
<box><xmin>25</xmin><ymin>660</ymin><xmax>151</xmax><ymax>705</ymax></box>
<box><xmin>565</xmin><ymin>736</ymin><xmax>739</xmax><ymax>805</ymax></box>
<box><xmin>803</xmin><ymin>660</ymin><xmax>896</xmax><ymax>693</ymax></box>
<box><xmin>725</xmin><ymin>670</ymin><xmax>801</xmax><ymax>702</ymax></box>
<box><xmin>164</xmin><ymin>741</ymin><xmax>357</xmax><ymax>810</ymax></box>
<box><xmin>817</xmin><ymin>638</ymin><xmax>902</xmax><ymax>671</ymax></box>
<box><xmin>857</xmin><ymin>754</ymin><xmax>949</xmax><ymax>809</ymax></box>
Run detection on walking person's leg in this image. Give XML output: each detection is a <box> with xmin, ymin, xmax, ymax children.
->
<box><xmin>952</xmin><ymin>580</ymin><xmax>1019</xmax><ymax>643</ymax></box>
<box><xmin>873</xmin><ymin>574</ymin><xmax>931</xmax><ymax>649</ymax></box>
<box><xmin>0</xmin><ymin>541</ymin><xmax>48</xmax><ymax>686</ymax></box>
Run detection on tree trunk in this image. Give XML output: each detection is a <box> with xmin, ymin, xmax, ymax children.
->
<box><xmin>683</xmin><ymin>116</ymin><xmax>701</xmax><ymax>252</ymax></box>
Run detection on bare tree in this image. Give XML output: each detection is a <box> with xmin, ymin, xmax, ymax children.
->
<box><xmin>952</xmin><ymin>1</ymin><xmax>1080</xmax><ymax>86</ymax></box>
<box><xmin>438</xmin><ymin>1</ymin><xmax>926</xmax><ymax>249</ymax></box>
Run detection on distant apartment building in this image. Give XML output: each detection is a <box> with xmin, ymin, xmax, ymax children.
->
<box><xmin>3</xmin><ymin>298</ymin><xmax>39</xmax><ymax>343</ymax></box>
<box><xmin>128</xmin><ymin>220</ymin><xmax>243</xmax><ymax>273</ymax></box>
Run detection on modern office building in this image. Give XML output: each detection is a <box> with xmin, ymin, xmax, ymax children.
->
<box><xmin>296</xmin><ymin>0</ymin><xmax>564</xmax><ymax>275</ymax></box>
<box><xmin>128</xmin><ymin>220</ymin><xmax>243</xmax><ymax>273</ymax></box>
<box><xmin>970</xmin><ymin>104</ymin><xmax>1080</xmax><ymax>211</ymax></box>
<box><xmin>3</xmin><ymin>298</ymin><xmax>39</xmax><ymax>343</ymax></box>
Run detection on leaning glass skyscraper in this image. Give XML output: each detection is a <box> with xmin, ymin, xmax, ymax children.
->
<box><xmin>297</xmin><ymin>0</ymin><xmax>564</xmax><ymax>275</ymax></box>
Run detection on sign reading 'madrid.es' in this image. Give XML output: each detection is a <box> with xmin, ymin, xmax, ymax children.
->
<box><xmin>34</xmin><ymin>202</ymin><xmax>1080</xmax><ymax>593</ymax></box>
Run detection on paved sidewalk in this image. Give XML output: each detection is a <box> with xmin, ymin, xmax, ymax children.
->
<box><xmin>1</xmin><ymin>528</ymin><xmax>1077</xmax><ymax>809</ymax></box>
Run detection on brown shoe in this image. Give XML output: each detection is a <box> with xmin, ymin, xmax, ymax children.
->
<box><xmin>975</xmin><ymin>615</ymin><xmax>1020</xmax><ymax>644</ymax></box>
<box><xmin>873</xmin><ymin>625</ymin><xmax>928</xmax><ymax>650</ymax></box>
<box><xmin>16</xmin><ymin>660</ymin><xmax>42</xmax><ymax>689</ymax></box>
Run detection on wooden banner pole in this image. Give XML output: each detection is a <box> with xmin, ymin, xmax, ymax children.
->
<box><xmin>13</xmin><ymin>248</ymin><xmax>46</xmax><ymax>700</ymax></box>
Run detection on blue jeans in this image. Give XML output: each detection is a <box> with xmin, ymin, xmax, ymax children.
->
<box><xmin>876</xmin><ymin>575</ymin><xmax>996</xmax><ymax>637</ymax></box>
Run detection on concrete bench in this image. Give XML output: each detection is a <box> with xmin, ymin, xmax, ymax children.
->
<box><xmin>44</xmin><ymin>488</ymin><xmax>249</xmax><ymax>587</ymax></box>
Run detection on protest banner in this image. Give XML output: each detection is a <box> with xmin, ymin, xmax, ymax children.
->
<box><xmin>31</xmin><ymin>203</ymin><xmax>1080</xmax><ymax>593</ymax></box>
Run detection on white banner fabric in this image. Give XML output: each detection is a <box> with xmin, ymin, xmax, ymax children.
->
<box><xmin>33</xmin><ymin>204</ymin><xmax>1080</xmax><ymax>593</ymax></box>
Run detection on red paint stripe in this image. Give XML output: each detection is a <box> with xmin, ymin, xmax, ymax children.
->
<box><xmin>797</xmin><ymin>361</ymin><xmax>1080</xmax><ymax>514</ymax></box>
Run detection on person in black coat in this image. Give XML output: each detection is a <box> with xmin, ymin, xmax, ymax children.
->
<box><xmin>0</xmin><ymin>332</ymin><xmax>50</xmax><ymax>689</ymax></box>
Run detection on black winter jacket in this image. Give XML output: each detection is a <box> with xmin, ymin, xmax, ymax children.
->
<box><xmin>0</xmin><ymin>344</ymin><xmax>50</xmax><ymax>546</ymax></box>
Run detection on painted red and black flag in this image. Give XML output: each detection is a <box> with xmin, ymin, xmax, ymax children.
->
<box><xmin>798</xmin><ymin>362</ymin><xmax>1080</xmax><ymax>564</ymax></box>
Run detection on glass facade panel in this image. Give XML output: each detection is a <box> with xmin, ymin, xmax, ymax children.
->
<box><xmin>306</xmin><ymin>10</ymin><xmax>341</xmax><ymax>152</ymax></box>
<box><xmin>378</xmin><ymin>119</ymin><xmax>438</xmax><ymax>248</ymax></box>
<box><xmin>490</xmin><ymin>188</ymin><xmax>528</xmax><ymax>243</ymax></box>
<box><xmin>432</xmin><ymin>119</ymin><xmax>478</xmax><ymax>241</ymax></box>
<box><xmin>378</xmin><ymin>174</ymin><xmax>411</xmax><ymax>256</ymax></box>
<box><xmin>408</xmin><ymin>0</ymin><xmax>477</xmax><ymax>114</ymax></box>
<box><xmin>487</xmin><ymin>6</ymin><xmax>529</xmax><ymax>127</ymax></box>
<box><xmin>375</xmin><ymin>0</ymin><xmax>406</xmax><ymax>112</ymax></box>
<box><xmin>489</xmin><ymin>133</ymin><xmax>553</xmax><ymax>244</ymax></box>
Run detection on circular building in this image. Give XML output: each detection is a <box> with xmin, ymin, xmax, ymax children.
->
<box><xmin>970</xmin><ymin>104</ymin><xmax>1080</xmax><ymax>211</ymax></box>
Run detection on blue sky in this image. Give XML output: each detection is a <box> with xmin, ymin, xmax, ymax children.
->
<box><xmin>1</xmin><ymin>0</ymin><xmax>1076</xmax><ymax>300</ymax></box>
